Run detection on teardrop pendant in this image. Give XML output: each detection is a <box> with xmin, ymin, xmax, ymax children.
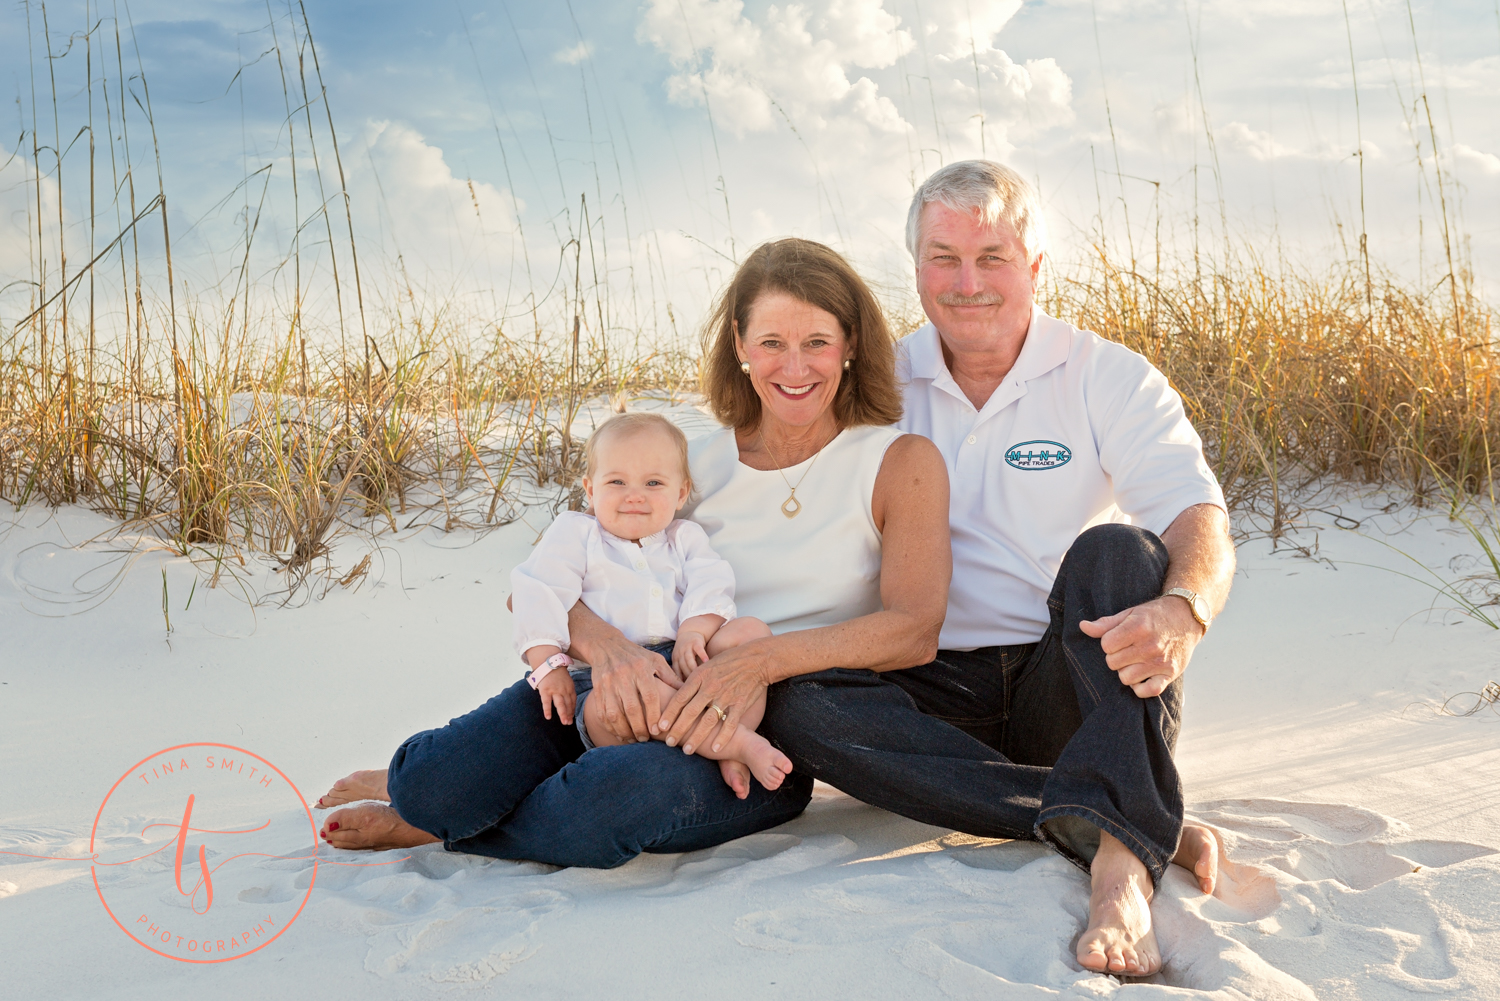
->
<box><xmin>781</xmin><ymin>491</ymin><xmax>802</xmax><ymax>518</ymax></box>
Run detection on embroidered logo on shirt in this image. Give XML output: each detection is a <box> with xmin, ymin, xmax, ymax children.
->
<box><xmin>1005</xmin><ymin>440</ymin><xmax>1073</xmax><ymax>470</ymax></box>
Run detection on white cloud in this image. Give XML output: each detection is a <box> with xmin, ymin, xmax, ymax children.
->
<box><xmin>914</xmin><ymin>0</ymin><xmax>1023</xmax><ymax>60</ymax></box>
<box><xmin>1220</xmin><ymin>121</ymin><xmax>1299</xmax><ymax>161</ymax></box>
<box><xmin>554</xmin><ymin>40</ymin><xmax>594</xmax><ymax>65</ymax></box>
<box><xmin>639</xmin><ymin>0</ymin><xmax>915</xmax><ymax>137</ymax></box>
<box><xmin>351</xmin><ymin>121</ymin><xmax>520</xmax><ymax>280</ymax></box>
<box><xmin>0</xmin><ymin>149</ymin><xmax>61</xmax><ymax>303</ymax></box>
<box><xmin>1452</xmin><ymin>143</ymin><xmax>1500</xmax><ymax>176</ymax></box>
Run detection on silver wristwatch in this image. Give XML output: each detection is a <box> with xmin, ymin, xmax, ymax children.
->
<box><xmin>1162</xmin><ymin>587</ymin><xmax>1212</xmax><ymax>632</ymax></box>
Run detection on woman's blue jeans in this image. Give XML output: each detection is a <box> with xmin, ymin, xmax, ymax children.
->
<box><xmin>760</xmin><ymin>523</ymin><xmax>1184</xmax><ymax>884</ymax></box>
<box><xmin>385</xmin><ymin>669</ymin><xmax>814</xmax><ymax>868</ymax></box>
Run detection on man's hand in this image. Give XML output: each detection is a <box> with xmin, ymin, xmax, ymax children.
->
<box><xmin>1079</xmin><ymin>595</ymin><xmax>1204</xmax><ymax>699</ymax></box>
<box><xmin>586</xmin><ymin>632</ymin><xmax>678</xmax><ymax>742</ymax></box>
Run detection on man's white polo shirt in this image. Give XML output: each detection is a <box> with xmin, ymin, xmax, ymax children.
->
<box><xmin>897</xmin><ymin>306</ymin><xmax>1226</xmax><ymax>650</ymax></box>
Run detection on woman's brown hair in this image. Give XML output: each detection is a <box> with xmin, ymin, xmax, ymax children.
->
<box><xmin>700</xmin><ymin>238</ymin><xmax>903</xmax><ymax>431</ymax></box>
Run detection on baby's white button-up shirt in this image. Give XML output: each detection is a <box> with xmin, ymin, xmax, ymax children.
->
<box><xmin>510</xmin><ymin>512</ymin><xmax>737</xmax><ymax>660</ymax></box>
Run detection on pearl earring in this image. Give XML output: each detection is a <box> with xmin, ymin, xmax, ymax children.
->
<box><xmin>740</xmin><ymin>361</ymin><xmax>751</xmax><ymax>374</ymax></box>
<box><xmin>843</xmin><ymin>359</ymin><xmax>852</xmax><ymax>371</ymax></box>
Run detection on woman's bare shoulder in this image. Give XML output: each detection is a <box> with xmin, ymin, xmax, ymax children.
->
<box><xmin>872</xmin><ymin>432</ymin><xmax>948</xmax><ymax>530</ymax></box>
<box><xmin>879</xmin><ymin>432</ymin><xmax>947</xmax><ymax>477</ymax></box>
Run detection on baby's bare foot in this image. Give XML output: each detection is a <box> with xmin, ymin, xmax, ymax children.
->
<box><xmin>740</xmin><ymin>734</ymin><xmax>793</xmax><ymax>792</ymax></box>
<box><xmin>320</xmin><ymin>804</ymin><xmax>439</xmax><ymax>850</ymax></box>
<box><xmin>718</xmin><ymin>760</ymin><xmax>752</xmax><ymax>800</ymax></box>
<box><xmin>316</xmin><ymin>768</ymin><xmax>389</xmax><ymax>809</ymax></box>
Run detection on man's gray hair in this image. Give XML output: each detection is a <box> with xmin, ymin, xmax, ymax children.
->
<box><xmin>905</xmin><ymin>160</ymin><xmax>1047</xmax><ymax>263</ymax></box>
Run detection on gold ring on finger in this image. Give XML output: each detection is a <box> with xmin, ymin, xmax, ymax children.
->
<box><xmin>710</xmin><ymin>703</ymin><xmax>728</xmax><ymax>722</ymax></box>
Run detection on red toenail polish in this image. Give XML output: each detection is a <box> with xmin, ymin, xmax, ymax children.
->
<box><xmin>329</xmin><ymin>822</ymin><xmax>339</xmax><ymax>831</ymax></box>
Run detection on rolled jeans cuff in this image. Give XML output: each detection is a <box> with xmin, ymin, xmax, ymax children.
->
<box><xmin>1036</xmin><ymin>805</ymin><xmax>1170</xmax><ymax>886</ymax></box>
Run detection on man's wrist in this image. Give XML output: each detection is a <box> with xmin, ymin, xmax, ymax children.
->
<box><xmin>1160</xmin><ymin>589</ymin><xmax>1210</xmax><ymax>634</ymax></box>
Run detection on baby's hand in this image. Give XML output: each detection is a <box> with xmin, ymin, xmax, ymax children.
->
<box><xmin>673</xmin><ymin>631</ymin><xmax>711</xmax><ymax>677</ymax></box>
<box><xmin>537</xmin><ymin>669</ymin><xmax>577</xmax><ymax>725</ymax></box>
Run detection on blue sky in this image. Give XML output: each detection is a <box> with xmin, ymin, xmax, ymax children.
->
<box><xmin>2</xmin><ymin>0</ymin><xmax>1497</xmax><ymax>342</ymax></box>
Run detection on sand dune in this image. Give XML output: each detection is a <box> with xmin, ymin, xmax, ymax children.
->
<box><xmin>3</xmin><ymin>417</ymin><xmax>1498</xmax><ymax>997</ymax></box>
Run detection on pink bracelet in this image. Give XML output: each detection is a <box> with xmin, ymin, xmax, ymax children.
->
<box><xmin>527</xmin><ymin>652</ymin><xmax>573</xmax><ymax>689</ymax></box>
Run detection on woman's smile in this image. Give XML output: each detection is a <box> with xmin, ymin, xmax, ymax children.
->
<box><xmin>773</xmin><ymin>382</ymin><xmax>818</xmax><ymax>398</ymax></box>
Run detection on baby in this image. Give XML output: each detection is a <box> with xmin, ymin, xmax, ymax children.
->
<box><xmin>510</xmin><ymin>412</ymin><xmax>793</xmax><ymax>797</ymax></box>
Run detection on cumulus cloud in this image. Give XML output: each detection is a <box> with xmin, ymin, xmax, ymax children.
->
<box><xmin>351</xmin><ymin>121</ymin><xmax>520</xmax><ymax>279</ymax></box>
<box><xmin>1452</xmin><ymin>143</ymin><xmax>1500</xmax><ymax>176</ymax></box>
<box><xmin>554</xmin><ymin>40</ymin><xmax>594</xmax><ymax>65</ymax></box>
<box><xmin>638</xmin><ymin>0</ymin><xmax>914</xmax><ymax>136</ymax></box>
<box><xmin>0</xmin><ymin>149</ymin><xmax>61</xmax><ymax>298</ymax></box>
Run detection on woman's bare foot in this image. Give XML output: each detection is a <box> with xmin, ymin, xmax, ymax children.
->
<box><xmin>320</xmin><ymin>803</ymin><xmax>440</xmax><ymax>850</ymax></box>
<box><xmin>738</xmin><ymin>733</ymin><xmax>793</xmax><ymax>792</ymax></box>
<box><xmin>1077</xmin><ymin>831</ymin><xmax>1160</xmax><ymax>977</ymax></box>
<box><xmin>316</xmin><ymin>768</ymin><xmax>389</xmax><ymax>809</ymax></box>
<box><xmin>1172</xmin><ymin>823</ymin><xmax>1220</xmax><ymax>895</ymax></box>
<box><xmin>718</xmin><ymin>760</ymin><xmax>752</xmax><ymax>800</ymax></box>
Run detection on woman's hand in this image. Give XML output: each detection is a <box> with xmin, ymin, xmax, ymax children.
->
<box><xmin>658</xmin><ymin>639</ymin><xmax>774</xmax><ymax>755</ymax></box>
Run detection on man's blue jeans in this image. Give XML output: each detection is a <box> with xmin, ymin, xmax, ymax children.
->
<box><xmin>760</xmin><ymin>523</ymin><xmax>1184</xmax><ymax>884</ymax></box>
<box><xmin>385</xmin><ymin>669</ymin><xmax>814</xmax><ymax>868</ymax></box>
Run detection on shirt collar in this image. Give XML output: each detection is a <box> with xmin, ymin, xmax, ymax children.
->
<box><xmin>909</xmin><ymin>304</ymin><xmax>1072</xmax><ymax>389</ymax></box>
<box><xmin>599</xmin><ymin>521</ymin><xmax>667</xmax><ymax>549</ymax></box>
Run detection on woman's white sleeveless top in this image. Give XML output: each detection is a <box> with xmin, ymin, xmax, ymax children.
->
<box><xmin>686</xmin><ymin>424</ymin><xmax>907</xmax><ymax>635</ymax></box>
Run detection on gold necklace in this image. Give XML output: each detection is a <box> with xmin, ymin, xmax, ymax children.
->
<box><xmin>762</xmin><ymin>430</ymin><xmax>832</xmax><ymax>518</ymax></box>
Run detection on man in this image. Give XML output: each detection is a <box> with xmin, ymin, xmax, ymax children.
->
<box><xmin>760</xmin><ymin>160</ymin><xmax>1235</xmax><ymax>977</ymax></box>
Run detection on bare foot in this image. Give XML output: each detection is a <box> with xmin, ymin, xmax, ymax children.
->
<box><xmin>1077</xmin><ymin>831</ymin><xmax>1160</xmax><ymax>977</ymax></box>
<box><xmin>1172</xmin><ymin>823</ymin><xmax>1220</xmax><ymax>895</ymax></box>
<box><xmin>718</xmin><ymin>760</ymin><xmax>752</xmax><ymax>800</ymax></box>
<box><xmin>739</xmin><ymin>733</ymin><xmax>793</xmax><ymax>792</ymax></box>
<box><xmin>316</xmin><ymin>768</ymin><xmax>389</xmax><ymax>809</ymax></box>
<box><xmin>320</xmin><ymin>803</ymin><xmax>440</xmax><ymax>850</ymax></box>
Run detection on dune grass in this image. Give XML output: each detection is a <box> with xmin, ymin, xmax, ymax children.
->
<box><xmin>3</xmin><ymin>0</ymin><xmax>1496</xmax><ymax>588</ymax></box>
<box><xmin>1046</xmin><ymin>251</ymin><xmax>1496</xmax><ymax>536</ymax></box>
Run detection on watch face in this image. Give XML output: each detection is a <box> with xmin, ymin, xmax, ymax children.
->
<box><xmin>1192</xmin><ymin>595</ymin><xmax>1210</xmax><ymax>624</ymax></box>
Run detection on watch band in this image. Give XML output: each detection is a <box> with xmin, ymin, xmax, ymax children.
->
<box><xmin>526</xmin><ymin>652</ymin><xmax>573</xmax><ymax>689</ymax></box>
<box><xmin>1162</xmin><ymin>587</ymin><xmax>1211</xmax><ymax>631</ymax></box>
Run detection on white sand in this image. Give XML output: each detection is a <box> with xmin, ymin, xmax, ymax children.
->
<box><xmin>3</xmin><ymin>430</ymin><xmax>1498</xmax><ymax>998</ymax></box>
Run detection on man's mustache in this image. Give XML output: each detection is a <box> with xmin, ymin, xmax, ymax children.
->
<box><xmin>935</xmin><ymin>292</ymin><xmax>1006</xmax><ymax>307</ymax></box>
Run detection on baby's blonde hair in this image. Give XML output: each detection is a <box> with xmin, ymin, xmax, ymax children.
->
<box><xmin>583</xmin><ymin>413</ymin><xmax>693</xmax><ymax>493</ymax></box>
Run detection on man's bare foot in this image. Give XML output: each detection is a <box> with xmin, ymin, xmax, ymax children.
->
<box><xmin>1077</xmin><ymin>831</ymin><xmax>1160</xmax><ymax>977</ymax></box>
<box><xmin>718</xmin><ymin>760</ymin><xmax>752</xmax><ymax>800</ymax></box>
<box><xmin>739</xmin><ymin>734</ymin><xmax>793</xmax><ymax>792</ymax></box>
<box><xmin>316</xmin><ymin>768</ymin><xmax>389</xmax><ymax>809</ymax></box>
<box><xmin>320</xmin><ymin>803</ymin><xmax>440</xmax><ymax>850</ymax></box>
<box><xmin>1172</xmin><ymin>823</ymin><xmax>1220</xmax><ymax>895</ymax></box>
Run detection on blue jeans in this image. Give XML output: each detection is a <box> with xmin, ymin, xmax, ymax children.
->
<box><xmin>760</xmin><ymin>523</ymin><xmax>1183</xmax><ymax>884</ymax></box>
<box><xmin>385</xmin><ymin>661</ymin><xmax>814</xmax><ymax>868</ymax></box>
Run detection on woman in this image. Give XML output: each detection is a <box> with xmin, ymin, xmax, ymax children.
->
<box><xmin>317</xmin><ymin>239</ymin><xmax>950</xmax><ymax>866</ymax></box>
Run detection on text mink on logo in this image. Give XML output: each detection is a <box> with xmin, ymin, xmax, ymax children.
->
<box><xmin>1005</xmin><ymin>440</ymin><xmax>1073</xmax><ymax>470</ymax></box>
